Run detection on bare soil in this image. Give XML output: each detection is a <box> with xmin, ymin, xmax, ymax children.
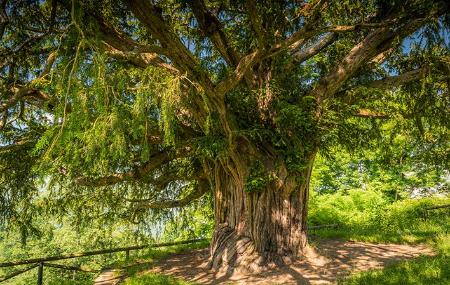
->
<box><xmin>139</xmin><ymin>239</ymin><xmax>435</xmax><ymax>284</ymax></box>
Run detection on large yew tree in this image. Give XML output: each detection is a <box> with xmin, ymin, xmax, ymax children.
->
<box><xmin>1</xmin><ymin>0</ymin><xmax>449</xmax><ymax>271</ymax></box>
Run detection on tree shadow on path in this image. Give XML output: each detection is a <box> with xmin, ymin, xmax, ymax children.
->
<box><xmin>142</xmin><ymin>239</ymin><xmax>435</xmax><ymax>284</ymax></box>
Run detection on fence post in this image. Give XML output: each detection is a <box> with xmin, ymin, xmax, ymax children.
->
<box><xmin>125</xmin><ymin>250</ymin><xmax>130</xmax><ymax>261</ymax></box>
<box><xmin>37</xmin><ymin>262</ymin><xmax>43</xmax><ymax>285</ymax></box>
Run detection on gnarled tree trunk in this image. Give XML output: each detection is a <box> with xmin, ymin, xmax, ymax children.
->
<box><xmin>207</xmin><ymin>148</ymin><xmax>316</xmax><ymax>272</ymax></box>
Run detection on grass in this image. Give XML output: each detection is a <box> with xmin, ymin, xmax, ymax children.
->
<box><xmin>339</xmin><ymin>254</ymin><xmax>449</xmax><ymax>285</ymax></box>
<box><xmin>123</xmin><ymin>273</ymin><xmax>195</xmax><ymax>285</ymax></box>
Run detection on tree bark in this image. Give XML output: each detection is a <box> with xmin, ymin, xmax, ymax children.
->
<box><xmin>207</xmin><ymin>150</ymin><xmax>315</xmax><ymax>273</ymax></box>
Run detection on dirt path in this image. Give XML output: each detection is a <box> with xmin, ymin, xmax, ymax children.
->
<box><xmin>140</xmin><ymin>239</ymin><xmax>434</xmax><ymax>284</ymax></box>
<box><xmin>93</xmin><ymin>269</ymin><xmax>126</xmax><ymax>285</ymax></box>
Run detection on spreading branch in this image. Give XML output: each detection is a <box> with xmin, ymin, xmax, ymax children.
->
<box><xmin>309</xmin><ymin>12</ymin><xmax>435</xmax><ymax>108</ymax></box>
<box><xmin>125</xmin><ymin>0</ymin><xmax>214</xmax><ymax>93</ymax></box>
<box><xmin>286</xmin><ymin>33</ymin><xmax>336</xmax><ymax>70</ymax></box>
<box><xmin>363</xmin><ymin>67</ymin><xmax>429</xmax><ymax>89</ymax></box>
<box><xmin>133</xmin><ymin>179</ymin><xmax>209</xmax><ymax>210</ymax></box>
<box><xmin>214</xmin><ymin>50</ymin><xmax>263</xmax><ymax>96</ymax></box>
<box><xmin>189</xmin><ymin>0</ymin><xmax>240</xmax><ymax>67</ymax></box>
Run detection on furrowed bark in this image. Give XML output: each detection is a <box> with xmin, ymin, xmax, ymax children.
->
<box><xmin>207</xmin><ymin>149</ymin><xmax>316</xmax><ymax>272</ymax></box>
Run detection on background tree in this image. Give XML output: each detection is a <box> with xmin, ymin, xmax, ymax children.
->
<box><xmin>1</xmin><ymin>0</ymin><xmax>449</xmax><ymax>271</ymax></box>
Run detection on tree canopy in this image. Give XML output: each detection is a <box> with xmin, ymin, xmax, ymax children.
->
<box><xmin>0</xmin><ymin>0</ymin><xmax>449</xmax><ymax>264</ymax></box>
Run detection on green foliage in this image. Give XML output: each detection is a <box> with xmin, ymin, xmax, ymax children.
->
<box><xmin>194</xmin><ymin>135</ymin><xmax>228</xmax><ymax>160</ymax></box>
<box><xmin>161</xmin><ymin>196</ymin><xmax>214</xmax><ymax>241</ymax></box>
<box><xmin>309</xmin><ymin>189</ymin><xmax>450</xmax><ymax>244</ymax></box>
<box><xmin>244</xmin><ymin>160</ymin><xmax>275</xmax><ymax>193</ymax></box>
<box><xmin>311</xmin><ymin>148</ymin><xmax>448</xmax><ymax>199</ymax></box>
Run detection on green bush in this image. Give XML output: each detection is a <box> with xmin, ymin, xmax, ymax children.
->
<box><xmin>308</xmin><ymin>188</ymin><xmax>387</xmax><ymax>227</ymax></box>
<box><xmin>308</xmin><ymin>189</ymin><xmax>449</xmax><ymax>243</ymax></box>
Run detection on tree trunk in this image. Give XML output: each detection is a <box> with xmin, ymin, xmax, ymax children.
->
<box><xmin>208</xmin><ymin>150</ymin><xmax>315</xmax><ymax>273</ymax></box>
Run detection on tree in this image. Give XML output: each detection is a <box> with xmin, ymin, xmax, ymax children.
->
<box><xmin>1</xmin><ymin>0</ymin><xmax>449</xmax><ymax>271</ymax></box>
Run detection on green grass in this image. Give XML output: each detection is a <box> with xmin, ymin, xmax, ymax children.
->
<box><xmin>123</xmin><ymin>273</ymin><xmax>195</xmax><ymax>285</ymax></box>
<box><xmin>339</xmin><ymin>254</ymin><xmax>449</xmax><ymax>285</ymax></box>
<box><xmin>47</xmin><ymin>279</ymin><xmax>93</xmax><ymax>285</ymax></box>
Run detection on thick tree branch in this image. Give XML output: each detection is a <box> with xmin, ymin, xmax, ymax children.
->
<box><xmin>189</xmin><ymin>0</ymin><xmax>240</xmax><ymax>67</ymax></box>
<box><xmin>354</xmin><ymin>108</ymin><xmax>389</xmax><ymax>119</ymax></box>
<box><xmin>133</xmin><ymin>179</ymin><xmax>209</xmax><ymax>210</ymax></box>
<box><xmin>363</xmin><ymin>67</ymin><xmax>429</xmax><ymax>89</ymax></box>
<box><xmin>310</xmin><ymin>27</ymin><xmax>392</xmax><ymax>102</ymax></box>
<box><xmin>309</xmin><ymin>12</ymin><xmax>435</xmax><ymax>110</ymax></box>
<box><xmin>214</xmin><ymin>51</ymin><xmax>263</xmax><ymax>96</ymax></box>
<box><xmin>286</xmin><ymin>33</ymin><xmax>336</xmax><ymax>70</ymax></box>
<box><xmin>125</xmin><ymin>0</ymin><xmax>214</xmax><ymax>93</ymax></box>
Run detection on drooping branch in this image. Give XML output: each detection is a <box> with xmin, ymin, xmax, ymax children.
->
<box><xmin>0</xmin><ymin>138</ymin><xmax>34</xmax><ymax>154</ymax></box>
<box><xmin>103</xmin><ymin>44</ymin><xmax>179</xmax><ymax>73</ymax></box>
<box><xmin>0</xmin><ymin>51</ymin><xmax>56</xmax><ymax>125</ymax></box>
<box><xmin>79</xmin><ymin>9</ymin><xmax>179</xmax><ymax>74</ymax></box>
<box><xmin>133</xmin><ymin>179</ymin><xmax>209</xmax><ymax>210</ymax></box>
<box><xmin>0</xmin><ymin>86</ymin><xmax>50</xmax><ymax>113</ymax></box>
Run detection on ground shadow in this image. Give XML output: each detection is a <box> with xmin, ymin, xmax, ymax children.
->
<box><xmin>143</xmin><ymin>239</ymin><xmax>435</xmax><ymax>285</ymax></box>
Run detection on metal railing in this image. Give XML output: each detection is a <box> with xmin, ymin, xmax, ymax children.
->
<box><xmin>0</xmin><ymin>238</ymin><xmax>207</xmax><ymax>284</ymax></box>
